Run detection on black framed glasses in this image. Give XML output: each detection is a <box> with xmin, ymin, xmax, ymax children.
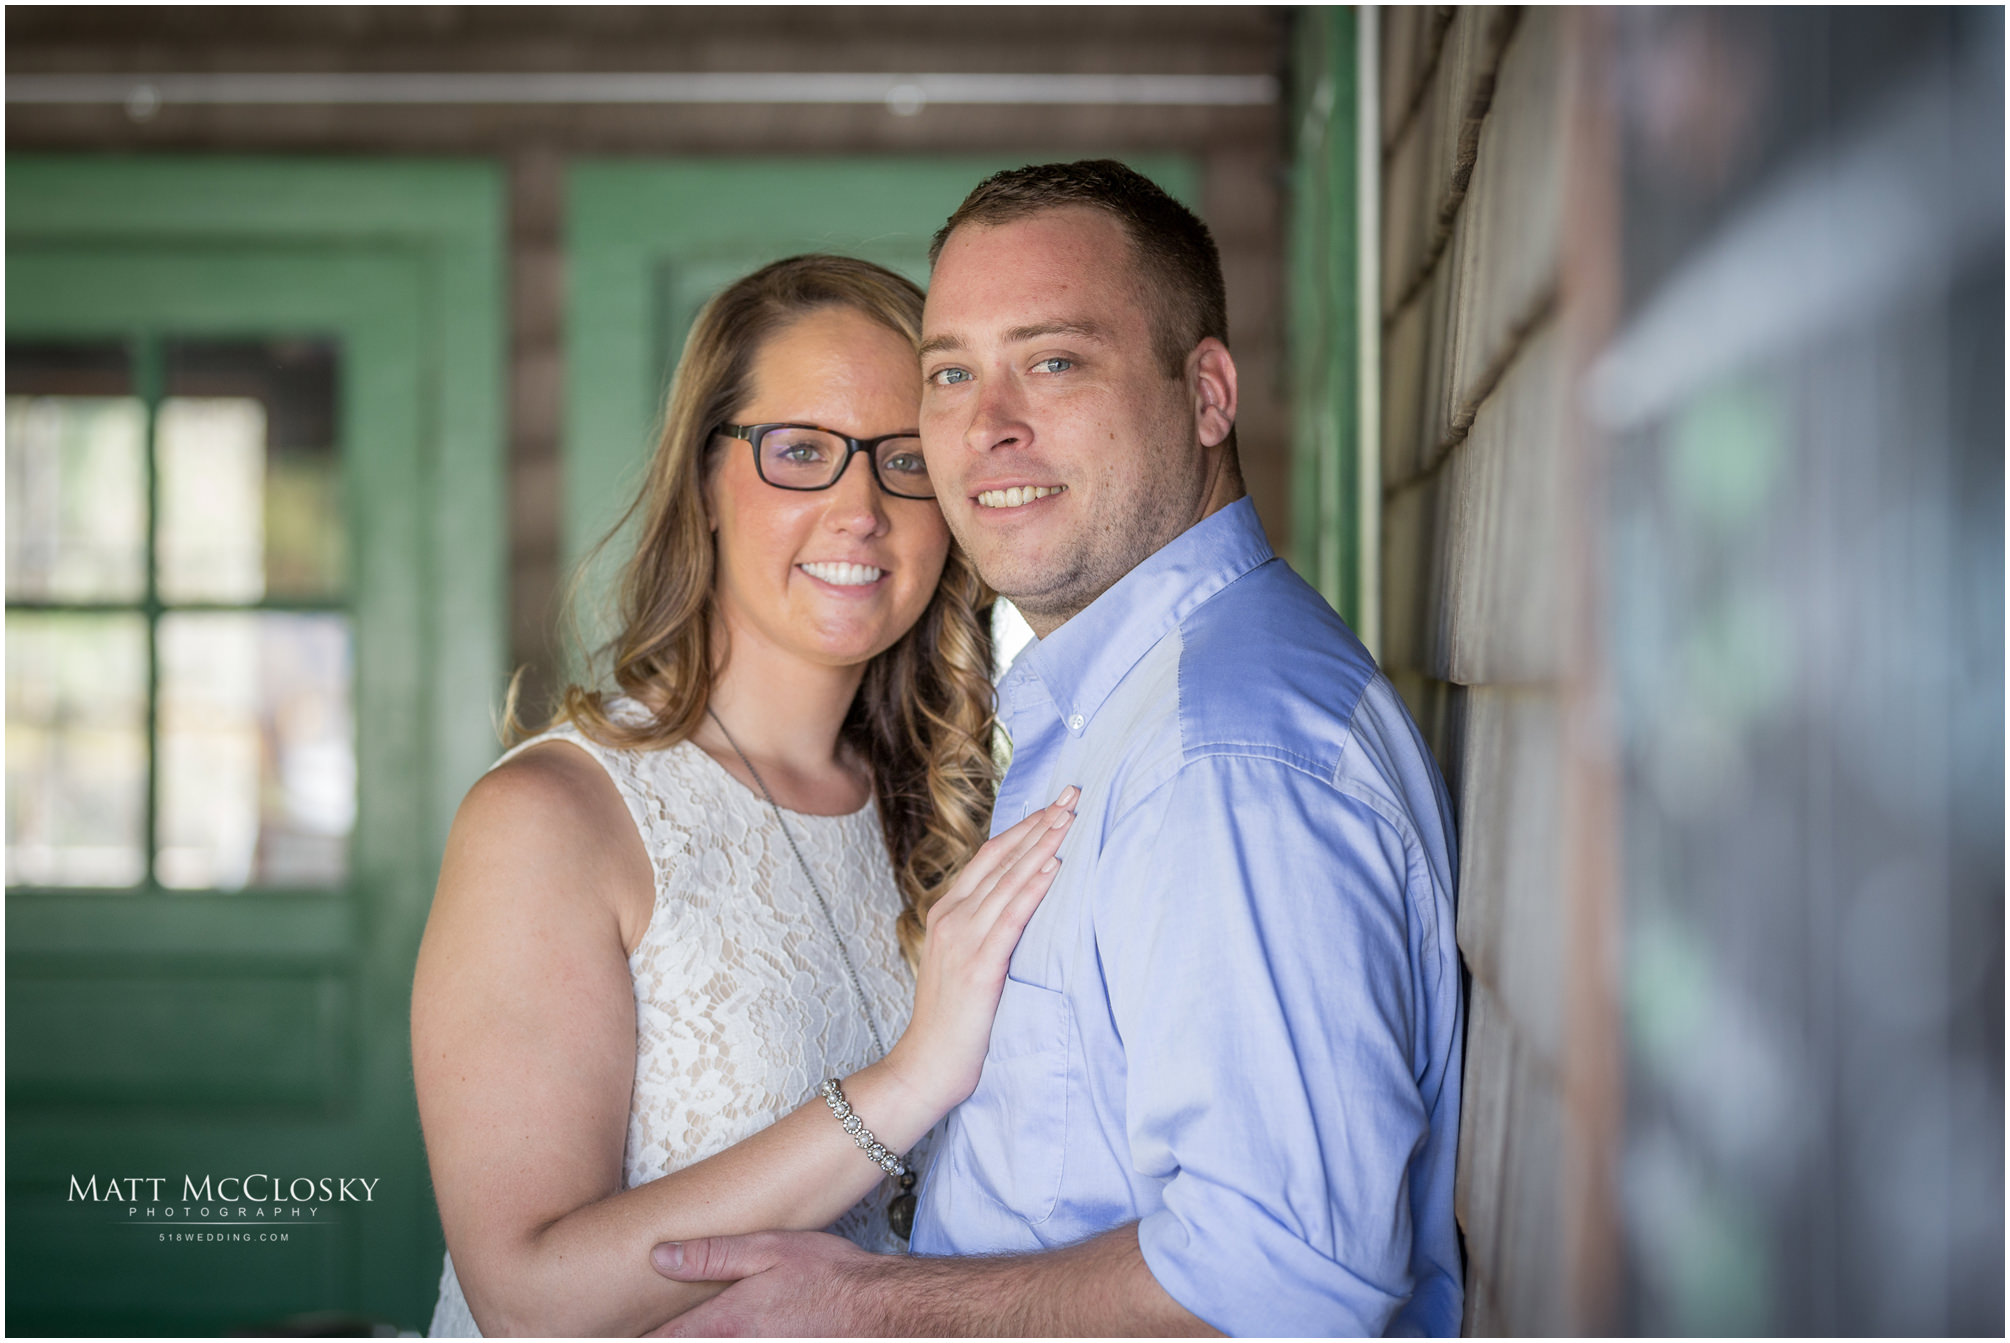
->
<box><xmin>716</xmin><ymin>422</ymin><xmax>935</xmax><ymax>500</ymax></box>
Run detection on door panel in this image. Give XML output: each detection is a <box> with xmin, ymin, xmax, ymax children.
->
<box><xmin>8</xmin><ymin>967</ymin><xmax>355</xmax><ymax>1109</ymax></box>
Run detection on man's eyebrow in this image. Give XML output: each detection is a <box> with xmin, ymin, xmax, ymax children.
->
<box><xmin>918</xmin><ymin>320</ymin><xmax>1111</xmax><ymax>364</ymax></box>
<box><xmin>1003</xmin><ymin>320</ymin><xmax>1109</xmax><ymax>345</ymax></box>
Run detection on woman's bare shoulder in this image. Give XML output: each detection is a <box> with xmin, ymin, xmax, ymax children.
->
<box><xmin>465</xmin><ymin>738</ymin><xmax>624</xmax><ymax>827</ymax></box>
<box><xmin>437</xmin><ymin>738</ymin><xmax>653</xmax><ymax>937</ymax></box>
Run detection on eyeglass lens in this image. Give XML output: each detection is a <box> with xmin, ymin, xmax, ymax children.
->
<box><xmin>756</xmin><ymin>427</ymin><xmax>932</xmax><ymax>497</ymax></box>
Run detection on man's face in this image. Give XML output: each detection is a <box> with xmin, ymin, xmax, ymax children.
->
<box><xmin>919</xmin><ymin>207</ymin><xmax>1230</xmax><ymax>635</ymax></box>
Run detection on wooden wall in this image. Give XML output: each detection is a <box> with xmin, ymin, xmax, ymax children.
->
<box><xmin>1367</xmin><ymin>6</ymin><xmax>2001</xmax><ymax>1334</ymax></box>
<box><xmin>1374</xmin><ymin>8</ymin><xmax>1620</xmax><ymax>1333</ymax></box>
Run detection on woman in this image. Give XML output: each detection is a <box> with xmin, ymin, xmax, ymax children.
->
<box><xmin>411</xmin><ymin>256</ymin><xmax>1072</xmax><ymax>1336</ymax></box>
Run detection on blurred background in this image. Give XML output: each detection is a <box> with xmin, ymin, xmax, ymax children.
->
<box><xmin>4</xmin><ymin>6</ymin><xmax>2001</xmax><ymax>1335</ymax></box>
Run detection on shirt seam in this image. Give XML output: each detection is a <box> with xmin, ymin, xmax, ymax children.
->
<box><xmin>1102</xmin><ymin>741</ymin><xmax>1448</xmax><ymax>1037</ymax></box>
<box><xmin>1166</xmin><ymin>627</ymin><xmax>1442</xmax><ymax>990</ymax></box>
<box><xmin>1329</xmin><ymin>679</ymin><xmax>1448</xmax><ymax>1019</ymax></box>
<box><xmin>1329</xmin><ymin>758</ymin><xmax>1446</xmax><ymax>1040</ymax></box>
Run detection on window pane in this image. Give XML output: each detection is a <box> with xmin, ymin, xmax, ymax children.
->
<box><xmin>5</xmin><ymin>613</ymin><xmax>149</xmax><ymax>887</ymax></box>
<box><xmin>157</xmin><ymin>612</ymin><xmax>354</xmax><ymax>890</ymax></box>
<box><xmin>5</xmin><ymin>393</ymin><xmax>147</xmax><ymax>603</ymax></box>
<box><xmin>162</xmin><ymin>339</ymin><xmax>344</xmax><ymax>602</ymax></box>
<box><xmin>7</xmin><ymin>341</ymin><xmax>144</xmax><ymax>603</ymax></box>
<box><xmin>156</xmin><ymin>398</ymin><xmax>267</xmax><ymax>602</ymax></box>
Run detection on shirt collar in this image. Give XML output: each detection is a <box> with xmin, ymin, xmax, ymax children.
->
<box><xmin>1004</xmin><ymin>496</ymin><xmax>1274</xmax><ymax>737</ymax></box>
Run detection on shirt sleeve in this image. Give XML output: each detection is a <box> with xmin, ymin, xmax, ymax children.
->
<box><xmin>1093</xmin><ymin>752</ymin><xmax>1457</xmax><ymax>1337</ymax></box>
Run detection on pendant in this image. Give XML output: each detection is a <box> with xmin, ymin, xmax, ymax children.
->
<box><xmin>888</xmin><ymin>1171</ymin><xmax>917</xmax><ymax>1239</ymax></box>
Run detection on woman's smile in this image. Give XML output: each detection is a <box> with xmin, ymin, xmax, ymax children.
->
<box><xmin>798</xmin><ymin>560</ymin><xmax>888</xmax><ymax>589</ymax></box>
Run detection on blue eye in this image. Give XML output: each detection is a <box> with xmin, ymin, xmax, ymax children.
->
<box><xmin>1034</xmin><ymin>357</ymin><xmax>1074</xmax><ymax>373</ymax></box>
<box><xmin>930</xmin><ymin>367</ymin><xmax>972</xmax><ymax>386</ymax></box>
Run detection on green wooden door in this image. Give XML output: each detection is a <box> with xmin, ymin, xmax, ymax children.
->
<box><xmin>5</xmin><ymin>159</ymin><xmax>504</xmax><ymax>1336</ymax></box>
<box><xmin>562</xmin><ymin>155</ymin><xmax>1201</xmax><ymax>643</ymax></box>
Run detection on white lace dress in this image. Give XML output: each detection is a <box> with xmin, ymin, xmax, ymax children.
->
<box><xmin>428</xmin><ymin>715</ymin><xmax>921</xmax><ymax>1337</ymax></box>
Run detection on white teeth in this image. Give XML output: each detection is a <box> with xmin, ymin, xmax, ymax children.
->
<box><xmin>976</xmin><ymin>485</ymin><xmax>1064</xmax><ymax>510</ymax></box>
<box><xmin>800</xmin><ymin>561</ymin><xmax>883</xmax><ymax>587</ymax></box>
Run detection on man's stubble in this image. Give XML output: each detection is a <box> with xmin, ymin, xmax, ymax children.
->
<box><xmin>953</xmin><ymin>387</ymin><xmax>1211</xmax><ymax>635</ymax></box>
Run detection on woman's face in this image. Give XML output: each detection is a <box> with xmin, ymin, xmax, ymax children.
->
<box><xmin>705</xmin><ymin>305</ymin><xmax>949</xmax><ymax>673</ymax></box>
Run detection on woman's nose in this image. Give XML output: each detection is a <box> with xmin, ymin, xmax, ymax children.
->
<box><xmin>822</xmin><ymin>451</ymin><xmax>889</xmax><ymax>533</ymax></box>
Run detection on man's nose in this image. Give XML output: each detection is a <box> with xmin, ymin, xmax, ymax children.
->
<box><xmin>965</xmin><ymin>375</ymin><xmax>1030</xmax><ymax>453</ymax></box>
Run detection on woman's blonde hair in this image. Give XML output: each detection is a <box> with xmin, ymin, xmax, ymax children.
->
<box><xmin>545</xmin><ymin>254</ymin><xmax>995</xmax><ymax>965</ymax></box>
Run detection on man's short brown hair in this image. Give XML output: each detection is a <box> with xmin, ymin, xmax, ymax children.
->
<box><xmin>929</xmin><ymin>159</ymin><xmax>1229</xmax><ymax>380</ymax></box>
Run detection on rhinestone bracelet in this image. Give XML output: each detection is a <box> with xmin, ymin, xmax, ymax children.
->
<box><xmin>819</xmin><ymin>1077</ymin><xmax>909</xmax><ymax>1178</ymax></box>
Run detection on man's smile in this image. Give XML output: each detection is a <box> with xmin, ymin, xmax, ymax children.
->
<box><xmin>974</xmin><ymin>485</ymin><xmax>1067</xmax><ymax>510</ymax></box>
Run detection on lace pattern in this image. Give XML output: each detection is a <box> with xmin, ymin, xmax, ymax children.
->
<box><xmin>429</xmin><ymin>712</ymin><xmax>919</xmax><ymax>1336</ymax></box>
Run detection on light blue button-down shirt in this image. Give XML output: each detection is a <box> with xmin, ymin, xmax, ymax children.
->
<box><xmin>909</xmin><ymin>499</ymin><xmax>1464</xmax><ymax>1336</ymax></box>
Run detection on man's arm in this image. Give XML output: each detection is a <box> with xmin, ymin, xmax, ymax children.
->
<box><xmin>651</xmin><ymin>1223</ymin><xmax>1221</xmax><ymax>1337</ymax></box>
<box><xmin>1094</xmin><ymin>753</ymin><xmax>1461</xmax><ymax>1336</ymax></box>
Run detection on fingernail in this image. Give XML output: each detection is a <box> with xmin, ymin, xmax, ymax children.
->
<box><xmin>1050</xmin><ymin>809</ymin><xmax>1073</xmax><ymax>829</ymax></box>
<box><xmin>1058</xmin><ymin>785</ymin><xmax>1081</xmax><ymax>807</ymax></box>
<box><xmin>1041</xmin><ymin>856</ymin><xmax>1060</xmax><ymax>873</ymax></box>
<box><xmin>653</xmin><ymin>1242</ymin><xmax>684</xmax><ymax>1271</ymax></box>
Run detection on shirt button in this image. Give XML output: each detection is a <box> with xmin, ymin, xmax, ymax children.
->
<box><xmin>1068</xmin><ymin>713</ymin><xmax>1085</xmax><ymax>732</ymax></box>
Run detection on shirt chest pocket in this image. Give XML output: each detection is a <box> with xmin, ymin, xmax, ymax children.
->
<box><xmin>963</xmin><ymin>975</ymin><xmax>1073</xmax><ymax>1227</ymax></box>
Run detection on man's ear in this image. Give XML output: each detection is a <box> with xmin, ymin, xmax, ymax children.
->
<box><xmin>1190</xmin><ymin>338</ymin><xmax>1239</xmax><ymax>449</ymax></box>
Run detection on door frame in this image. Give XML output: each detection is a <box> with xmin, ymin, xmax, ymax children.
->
<box><xmin>5</xmin><ymin>156</ymin><xmax>505</xmax><ymax>1334</ymax></box>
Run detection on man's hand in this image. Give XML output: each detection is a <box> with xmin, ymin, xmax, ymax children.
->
<box><xmin>646</xmin><ymin>1223</ymin><xmax>1220</xmax><ymax>1337</ymax></box>
<box><xmin>646</xmin><ymin>1230</ymin><xmax>884</xmax><ymax>1337</ymax></box>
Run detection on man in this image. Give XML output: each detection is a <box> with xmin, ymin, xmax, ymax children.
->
<box><xmin>653</xmin><ymin>160</ymin><xmax>1464</xmax><ymax>1336</ymax></box>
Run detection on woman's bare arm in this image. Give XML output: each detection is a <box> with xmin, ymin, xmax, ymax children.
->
<box><xmin>412</xmin><ymin>741</ymin><xmax>1070</xmax><ymax>1337</ymax></box>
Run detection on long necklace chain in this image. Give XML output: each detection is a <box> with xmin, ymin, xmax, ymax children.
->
<box><xmin>705</xmin><ymin>707</ymin><xmax>888</xmax><ymax>1059</ymax></box>
<box><xmin>706</xmin><ymin>706</ymin><xmax>918</xmax><ymax>1240</ymax></box>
